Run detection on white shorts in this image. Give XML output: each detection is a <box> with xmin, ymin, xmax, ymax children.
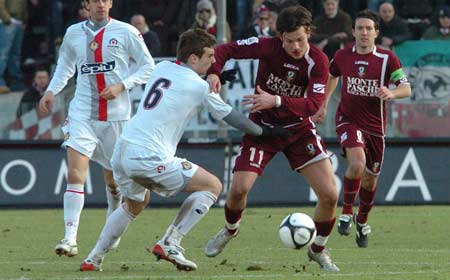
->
<box><xmin>61</xmin><ymin>118</ymin><xmax>126</xmax><ymax>170</ymax></box>
<box><xmin>111</xmin><ymin>139</ymin><xmax>199</xmax><ymax>202</ymax></box>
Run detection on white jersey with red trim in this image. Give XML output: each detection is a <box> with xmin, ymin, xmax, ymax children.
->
<box><xmin>47</xmin><ymin>18</ymin><xmax>155</xmax><ymax>121</ymax></box>
<box><xmin>121</xmin><ymin>61</ymin><xmax>232</xmax><ymax>159</ymax></box>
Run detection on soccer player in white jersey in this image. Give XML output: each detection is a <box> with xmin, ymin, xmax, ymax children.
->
<box><xmin>79</xmin><ymin>28</ymin><xmax>290</xmax><ymax>272</ymax></box>
<box><xmin>38</xmin><ymin>0</ymin><xmax>155</xmax><ymax>257</ymax></box>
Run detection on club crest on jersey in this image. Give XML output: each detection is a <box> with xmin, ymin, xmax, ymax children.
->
<box><xmin>286</xmin><ymin>71</ymin><xmax>296</xmax><ymax>83</ymax></box>
<box><xmin>108</xmin><ymin>38</ymin><xmax>119</xmax><ymax>47</ymax></box>
<box><xmin>181</xmin><ymin>161</ymin><xmax>192</xmax><ymax>170</ymax></box>
<box><xmin>89</xmin><ymin>40</ymin><xmax>99</xmax><ymax>51</ymax></box>
<box><xmin>306</xmin><ymin>143</ymin><xmax>316</xmax><ymax>155</ymax></box>
<box><xmin>358</xmin><ymin>66</ymin><xmax>366</xmax><ymax>77</ymax></box>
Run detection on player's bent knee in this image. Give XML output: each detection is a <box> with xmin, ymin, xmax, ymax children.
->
<box><xmin>348</xmin><ymin>160</ymin><xmax>365</xmax><ymax>177</ymax></box>
<box><xmin>317</xmin><ymin>188</ymin><xmax>338</xmax><ymax>209</ymax></box>
<box><xmin>208</xmin><ymin>176</ymin><xmax>223</xmax><ymax>197</ymax></box>
<box><xmin>67</xmin><ymin>167</ymin><xmax>86</xmax><ymax>184</ymax></box>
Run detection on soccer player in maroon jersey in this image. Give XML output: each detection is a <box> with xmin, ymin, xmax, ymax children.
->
<box><xmin>313</xmin><ymin>10</ymin><xmax>411</xmax><ymax>248</ymax></box>
<box><xmin>204</xmin><ymin>5</ymin><xmax>340</xmax><ymax>271</ymax></box>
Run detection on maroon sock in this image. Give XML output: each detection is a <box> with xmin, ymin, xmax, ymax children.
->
<box><xmin>357</xmin><ymin>187</ymin><xmax>377</xmax><ymax>224</ymax></box>
<box><xmin>311</xmin><ymin>217</ymin><xmax>336</xmax><ymax>253</ymax></box>
<box><xmin>342</xmin><ymin>176</ymin><xmax>361</xmax><ymax>215</ymax></box>
<box><xmin>224</xmin><ymin>204</ymin><xmax>243</xmax><ymax>235</ymax></box>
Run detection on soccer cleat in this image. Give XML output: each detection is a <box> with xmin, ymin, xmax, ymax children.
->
<box><xmin>80</xmin><ymin>259</ymin><xmax>103</xmax><ymax>271</ymax></box>
<box><xmin>307</xmin><ymin>247</ymin><xmax>340</xmax><ymax>272</ymax></box>
<box><xmin>354</xmin><ymin>214</ymin><xmax>371</xmax><ymax>248</ymax></box>
<box><xmin>55</xmin><ymin>239</ymin><xmax>78</xmax><ymax>257</ymax></box>
<box><xmin>204</xmin><ymin>227</ymin><xmax>238</xmax><ymax>257</ymax></box>
<box><xmin>337</xmin><ymin>214</ymin><xmax>352</xmax><ymax>236</ymax></box>
<box><xmin>149</xmin><ymin>242</ymin><xmax>198</xmax><ymax>271</ymax></box>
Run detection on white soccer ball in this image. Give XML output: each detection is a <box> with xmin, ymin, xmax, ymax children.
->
<box><xmin>279</xmin><ymin>213</ymin><xmax>316</xmax><ymax>249</ymax></box>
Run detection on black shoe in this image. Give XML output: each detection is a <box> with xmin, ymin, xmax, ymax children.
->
<box><xmin>337</xmin><ymin>214</ymin><xmax>352</xmax><ymax>236</ymax></box>
<box><xmin>353</xmin><ymin>213</ymin><xmax>371</xmax><ymax>248</ymax></box>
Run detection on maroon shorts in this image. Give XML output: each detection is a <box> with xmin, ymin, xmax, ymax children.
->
<box><xmin>336</xmin><ymin>123</ymin><xmax>385</xmax><ymax>175</ymax></box>
<box><xmin>233</xmin><ymin>119</ymin><xmax>329</xmax><ymax>175</ymax></box>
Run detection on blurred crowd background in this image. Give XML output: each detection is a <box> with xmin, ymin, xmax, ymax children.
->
<box><xmin>1</xmin><ymin>0</ymin><xmax>449</xmax><ymax>140</ymax></box>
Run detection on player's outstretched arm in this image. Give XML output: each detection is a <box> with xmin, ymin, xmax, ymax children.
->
<box><xmin>222</xmin><ymin>109</ymin><xmax>291</xmax><ymax>137</ymax></box>
<box><xmin>312</xmin><ymin>74</ymin><xmax>339</xmax><ymax>123</ymax></box>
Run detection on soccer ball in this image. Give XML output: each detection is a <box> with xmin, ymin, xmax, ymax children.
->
<box><xmin>279</xmin><ymin>213</ymin><xmax>316</xmax><ymax>249</ymax></box>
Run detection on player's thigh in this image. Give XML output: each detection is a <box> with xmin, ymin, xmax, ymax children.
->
<box><xmin>229</xmin><ymin>171</ymin><xmax>259</xmax><ymax>196</ymax></box>
<box><xmin>364</xmin><ymin>134</ymin><xmax>385</xmax><ymax>175</ymax></box>
<box><xmin>62</xmin><ymin>118</ymin><xmax>98</xmax><ymax>159</ymax></box>
<box><xmin>300</xmin><ymin>159</ymin><xmax>337</xmax><ymax>203</ymax></box>
<box><xmin>92</xmin><ymin>120</ymin><xmax>125</xmax><ymax>170</ymax></box>
<box><xmin>184</xmin><ymin>166</ymin><xmax>222</xmax><ymax>197</ymax></box>
<box><xmin>66</xmin><ymin>146</ymin><xmax>91</xmax><ymax>183</ymax></box>
<box><xmin>233</xmin><ymin>137</ymin><xmax>277</xmax><ymax>176</ymax></box>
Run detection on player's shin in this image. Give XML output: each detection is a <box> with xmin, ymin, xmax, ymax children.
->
<box><xmin>357</xmin><ymin>187</ymin><xmax>377</xmax><ymax>224</ymax></box>
<box><xmin>86</xmin><ymin>204</ymin><xmax>135</xmax><ymax>262</ymax></box>
<box><xmin>224</xmin><ymin>204</ymin><xmax>243</xmax><ymax>235</ymax></box>
<box><xmin>64</xmin><ymin>184</ymin><xmax>85</xmax><ymax>241</ymax></box>
<box><xmin>167</xmin><ymin>191</ymin><xmax>217</xmax><ymax>245</ymax></box>
<box><xmin>105</xmin><ymin>184</ymin><xmax>122</xmax><ymax>218</ymax></box>
<box><xmin>310</xmin><ymin>218</ymin><xmax>336</xmax><ymax>253</ymax></box>
<box><xmin>342</xmin><ymin>177</ymin><xmax>361</xmax><ymax>215</ymax></box>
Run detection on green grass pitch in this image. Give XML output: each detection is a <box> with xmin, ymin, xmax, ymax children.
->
<box><xmin>1</xmin><ymin>206</ymin><xmax>449</xmax><ymax>279</ymax></box>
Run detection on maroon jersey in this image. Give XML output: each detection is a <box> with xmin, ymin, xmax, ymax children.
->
<box><xmin>209</xmin><ymin>37</ymin><xmax>329</xmax><ymax>127</ymax></box>
<box><xmin>330</xmin><ymin>45</ymin><xmax>409</xmax><ymax>136</ymax></box>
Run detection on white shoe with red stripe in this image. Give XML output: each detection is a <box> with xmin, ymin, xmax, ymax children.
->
<box><xmin>149</xmin><ymin>241</ymin><xmax>197</xmax><ymax>271</ymax></box>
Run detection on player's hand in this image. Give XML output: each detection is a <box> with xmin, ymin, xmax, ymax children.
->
<box><xmin>243</xmin><ymin>85</ymin><xmax>276</xmax><ymax>113</ymax></box>
<box><xmin>376</xmin><ymin>86</ymin><xmax>394</xmax><ymax>100</ymax></box>
<box><xmin>100</xmin><ymin>83</ymin><xmax>125</xmax><ymax>100</ymax></box>
<box><xmin>39</xmin><ymin>91</ymin><xmax>55</xmax><ymax>115</ymax></box>
<box><xmin>219</xmin><ymin>69</ymin><xmax>237</xmax><ymax>85</ymax></box>
<box><xmin>260</xmin><ymin>125</ymin><xmax>292</xmax><ymax>137</ymax></box>
<box><xmin>311</xmin><ymin>103</ymin><xmax>327</xmax><ymax>124</ymax></box>
<box><xmin>207</xmin><ymin>74</ymin><xmax>221</xmax><ymax>93</ymax></box>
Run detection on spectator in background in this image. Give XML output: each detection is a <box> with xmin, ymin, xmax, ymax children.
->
<box><xmin>311</xmin><ymin>0</ymin><xmax>352</xmax><ymax>59</ymax></box>
<box><xmin>422</xmin><ymin>5</ymin><xmax>450</xmax><ymax>40</ymax></box>
<box><xmin>241</xmin><ymin>4</ymin><xmax>275</xmax><ymax>38</ymax></box>
<box><xmin>377</xmin><ymin>2</ymin><xmax>411</xmax><ymax>49</ymax></box>
<box><xmin>128</xmin><ymin>0</ymin><xmax>182</xmax><ymax>56</ymax></box>
<box><xmin>16</xmin><ymin>68</ymin><xmax>49</xmax><ymax>118</ymax></box>
<box><xmin>191</xmin><ymin>0</ymin><xmax>232</xmax><ymax>43</ymax></box>
<box><xmin>0</xmin><ymin>0</ymin><xmax>27</xmax><ymax>94</ymax></box>
<box><xmin>131</xmin><ymin>14</ymin><xmax>161</xmax><ymax>57</ymax></box>
<box><xmin>268</xmin><ymin>10</ymin><xmax>278</xmax><ymax>34</ymax></box>
<box><xmin>394</xmin><ymin>0</ymin><xmax>439</xmax><ymax>39</ymax></box>
<box><xmin>367</xmin><ymin>0</ymin><xmax>393</xmax><ymax>12</ymax></box>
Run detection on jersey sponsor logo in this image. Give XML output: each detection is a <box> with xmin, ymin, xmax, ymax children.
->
<box><xmin>266</xmin><ymin>73</ymin><xmax>304</xmax><ymax>97</ymax></box>
<box><xmin>313</xmin><ymin>83</ymin><xmax>325</xmax><ymax>94</ymax></box>
<box><xmin>108</xmin><ymin>38</ymin><xmax>119</xmax><ymax>47</ymax></box>
<box><xmin>283</xmin><ymin>63</ymin><xmax>300</xmax><ymax>71</ymax></box>
<box><xmin>346</xmin><ymin>76</ymin><xmax>379</xmax><ymax>96</ymax></box>
<box><xmin>236</xmin><ymin>37</ymin><xmax>259</xmax><ymax>46</ymax></box>
<box><xmin>181</xmin><ymin>161</ymin><xmax>192</xmax><ymax>170</ymax></box>
<box><xmin>80</xmin><ymin>61</ymin><xmax>116</xmax><ymax>75</ymax></box>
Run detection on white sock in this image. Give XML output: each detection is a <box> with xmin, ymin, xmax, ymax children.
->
<box><xmin>63</xmin><ymin>184</ymin><xmax>84</xmax><ymax>242</ymax></box>
<box><xmin>87</xmin><ymin>205</ymin><xmax>134</xmax><ymax>263</ymax></box>
<box><xmin>105</xmin><ymin>185</ymin><xmax>122</xmax><ymax>219</ymax></box>
<box><xmin>170</xmin><ymin>191</ymin><xmax>217</xmax><ymax>241</ymax></box>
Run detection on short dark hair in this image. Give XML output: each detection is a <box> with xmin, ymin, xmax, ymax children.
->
<box><xmin>176</xmin><ymin>29</ymin><xmax>216</xmax><ymax>63</ymax></box>
<box><xmin>276</xmin><ymin>5</ymin><xmax>312</xmax><ymax>34</ymax></box>
<box><xmin>354</xmin><ymin>9</ymin><xmax>380</xmax><ymax>30</ymax></box>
